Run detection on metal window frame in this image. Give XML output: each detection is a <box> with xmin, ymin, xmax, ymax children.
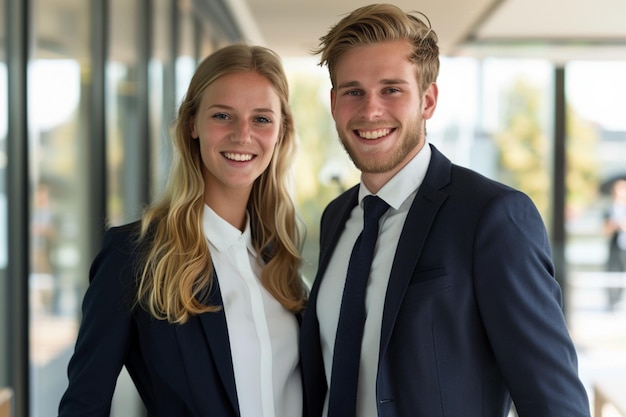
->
<box><xmin>5</xmin><ymin>0</ymin><xmax>30</xmax><ymax>415</ymax></box>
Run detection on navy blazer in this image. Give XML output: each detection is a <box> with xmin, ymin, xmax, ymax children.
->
<box><xmin>58</xmin><ymin>222</ymin><xmax>301</xmax><ymax>417</ymax></box>
<box><xmin>300</xmin><ymin>145</ymin><xmax>590</xmax><ymax>417</ymax></box>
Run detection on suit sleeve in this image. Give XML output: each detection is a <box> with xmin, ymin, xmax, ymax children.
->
<box><xmin>473</xmin><ymin>190</ymin><xmax>590</xmax><ymax>417</ymax></box>
<box><xmin>58</xmin><ymin>226</ymin><xmax>138</xmax><ymax>417</ymax></box>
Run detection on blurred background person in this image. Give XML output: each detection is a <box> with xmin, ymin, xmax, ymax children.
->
<box><xmin>603</xmin><ymin>178</ymin><xmax>626</xmax><ymax>312</ymax></box>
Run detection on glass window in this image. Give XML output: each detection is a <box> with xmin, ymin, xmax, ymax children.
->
<box><xmin>150</xmin><ymin>0</ymin><xmax>174</xmax><ymax>199</ymax></box>
<box><xmin>0</xmin><ymin>0</ymin><xmax>6</xmax><ymax>272</ymax></box>
<box><xmin>429</xmin><ymin>57</ymin><xmax>481</xmax><ymax>170</ymax></box>
<box><xmin>476</xmin><ymin>58</ymin><xmax>554</xmax><ymax>223</ymax></box>
<box><xmin>564</xmin><ymin>60</ymin><xmax>626</xmax><ymax>363</ymax></box>
<box><xmin>176</xmin><ymin>0</ymin><xmax>197</xmax><ymax>104</ymax></box>
<box><xmin>29</xmin><ymin>0</ymin><xmax>91</xmax><ymax>415</ymax></box>
<box><xmin>107</xmin><ymin>0</ymin><xmax>142</xmax><ymax>225</ymax></box>
<box><xmin>0</xmin><ymin>0</ymin><xmax>8</xmax><ymax>378</ymax></box>
<box><xmin>107</xmin><ymin>0</ymin><xmax>145</xmax><ymax>413</ymax></box>
<box><xmin>197</xmin><ymin>23</ymin><xmax>216</xmax><ymax>59</ymax></box>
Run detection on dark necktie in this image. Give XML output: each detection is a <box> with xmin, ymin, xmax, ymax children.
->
<box><xmin>327</xmin><ymin>195</ymin><xmax>390</xmax><ymax>417</ymax></box>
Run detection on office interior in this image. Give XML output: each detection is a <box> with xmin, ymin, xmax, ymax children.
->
<box><xmin>1</xmin><ymin>0</ymin><xmax>626</xmax><ymax>416</ymax></box>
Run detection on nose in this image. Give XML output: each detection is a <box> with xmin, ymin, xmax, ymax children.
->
<box><xmin>232</xmin><ymin>119</ymin><xmax>252</xmax><ymax>144</ymax></box>
<box><xmin>360</xmin><ymin>94</ymin><xmax>383</xmax><ymax>120</ymax></box>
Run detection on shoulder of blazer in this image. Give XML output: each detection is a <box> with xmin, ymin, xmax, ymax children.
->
<box><xmin>426</xmin><ymin>144</ymin><xmax>519</xmax><ymax>198</ymax></box>
<box><xmin>422</xmin><ymin>144</ymin><xmax>453</xmax><ymax>191</ymax></box>
<box><xmin>90</xmin><ymin>220</ymin><xmax>144</xmax><ymax>286</ymax></box>
<box><xmin>101</xmin><ymin>220</ymin><xmax>143</xmax><ymax>252</ymax></box>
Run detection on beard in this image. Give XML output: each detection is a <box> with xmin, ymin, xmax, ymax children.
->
<box><xmin>337</xmin><ymin>117</ymin><xmax>424</xmax><ymax>174</ymax></box>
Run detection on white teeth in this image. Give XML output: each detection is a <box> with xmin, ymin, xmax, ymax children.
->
<box><xmin>358</xmin><ymin>129</ymin><xmax>391</xmax><ymax>139</ymax></box>
<box><xmin>223</xmin><ymin>152</ymin><xmax>253</xmax><ymax>162</ymax></box>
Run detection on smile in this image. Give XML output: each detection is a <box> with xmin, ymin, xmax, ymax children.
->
<box><xmin>223</xmin><ymin>152</ymin><xmax>254</xmax><ymax>162</ymax></box>
<box><xmin>356</xmin><ymin>128</ymin><xmax>392</xmax><ymax>139</ymax></box>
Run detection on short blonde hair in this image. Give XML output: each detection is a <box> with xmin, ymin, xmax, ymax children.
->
<box><xmin>314</xmin><ymin>3</ymin><xmax>439</xmax><ymax>93</ymax></box>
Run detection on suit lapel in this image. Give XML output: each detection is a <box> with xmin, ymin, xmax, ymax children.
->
<box><xmin>316</xmin><ymin>186</ymin><xmax>359</xmax><ymax>284</ymax></box>
<box><xmin>175</xmin><ymin>276</ymin><xmax>239</xmax><ymax>416</ymax></box>
<box><xmin>304</xmin><ymin>185</ymin><xmax>358</xmax><ymax>342</ymax></box>
<box><xmin>379</xmin><ymin>146</ymin><xmax>450</xmax><ymax>357</ymax></box>
<box><xmin>300</xmin><ymin>186</ymin><xmax>358</xmax><ymax>417</ymax></box>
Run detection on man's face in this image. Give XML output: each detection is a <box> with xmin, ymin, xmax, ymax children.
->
<box><xmin>331</xmin><ymin>39</ymin><xmax>437</xmax><ymax>190</ymax></box>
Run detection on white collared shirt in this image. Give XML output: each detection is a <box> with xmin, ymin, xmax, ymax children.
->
<box><xmin>202</xmin><ymin>205</ymin><xmax>302</xmax><ymax>417</ymax></box>
<box><xmin>318</xmin><ymin>144</ymin><xmax>431</xmax><ymax>417</ymax></box>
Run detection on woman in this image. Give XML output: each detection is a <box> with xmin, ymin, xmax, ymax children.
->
<box><xmin>58</xmin><ymin>44</ymin><xmax>307</xmax><ymax>417</ymax></box>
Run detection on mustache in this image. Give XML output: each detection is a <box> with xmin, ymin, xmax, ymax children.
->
<box><xmin>348</xmin><ymin>122</ymin><xmax>394</xmax><ymax>130</ymax></box>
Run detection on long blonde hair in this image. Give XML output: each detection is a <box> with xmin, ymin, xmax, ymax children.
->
<box><xmin>136</xmin><ymin>44</ymin><xmax>306</xmax><ymax>323</ymax></box>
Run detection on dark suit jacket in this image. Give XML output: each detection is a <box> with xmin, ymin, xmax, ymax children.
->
<box><xmin>58</xmin><ymin>222</ymin><xmax>300</xmax><ymax>417</ymax></box>
<box><xmin>300</xmin><ymin>145</ymin><xmax>590</xmax><ymax>417</ymax></box>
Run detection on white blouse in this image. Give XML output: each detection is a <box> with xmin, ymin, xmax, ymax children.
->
<box><xmin>202</xmin><ymin>205</ymin><xmax>302</xmax><ymax>417</ymax></box>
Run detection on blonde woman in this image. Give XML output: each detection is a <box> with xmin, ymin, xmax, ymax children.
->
<box><xmin>59</xmin><ymin>44</ymin><xmax>307</xmax><ymax>417</ymax></box>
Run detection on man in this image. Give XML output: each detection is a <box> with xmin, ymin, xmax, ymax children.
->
<box><xmin>300</xmin><ymin>4</ymin><xmax>591</xmax><ymax>417</ymax></box>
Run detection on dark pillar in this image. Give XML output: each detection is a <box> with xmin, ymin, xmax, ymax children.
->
<box><xmin>552</xmin><ymin>66</ymin><xmax>568</xmax><ymax>317</ymax></box>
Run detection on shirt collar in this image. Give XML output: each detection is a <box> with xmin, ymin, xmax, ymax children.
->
<box><xmin>358</xmin><ymin>143</ymin><xmax>431</xmax><ymax>210</ymax></box>
<box><xmin>202</xmin><ymin>204</ymin><xmax>256</xmax><ymax>256</ymax></box>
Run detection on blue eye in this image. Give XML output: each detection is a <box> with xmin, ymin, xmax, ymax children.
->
<box><xmin>345</xmin><ymin>90</ymin><xmax>362</xmax><ymax>96</ymax></box>
<box><xmin>255</xmin><ymin>116</ymin><xmax>272</xmax><ymax>124</ymax></box>
<box><xmin>212</xmin><ymin>113</ymin><xmax>230</xmax><ymax>120</ymax></box>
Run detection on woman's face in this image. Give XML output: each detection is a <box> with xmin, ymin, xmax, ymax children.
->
<box><xmin>191</xmin><ymin>71</ymin><xmax>282</xmax><ymax>199</ymax></box>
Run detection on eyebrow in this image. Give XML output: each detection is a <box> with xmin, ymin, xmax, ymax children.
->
<box><xmin>336</xmin><ymin>78</ymin><xmax>410</xmax><ymax>90</ymax></box>
<box><xmin>208</xmin><ymin>104</ymin><xmax>276</xmax><ymax>114</ymax></box>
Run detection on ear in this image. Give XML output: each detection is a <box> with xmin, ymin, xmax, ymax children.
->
<box><xmin>421</xmin><ymin>82</ymin><xmax>438</xmax><ymax>120</ymax></box>
<box><xmin>330</xmin><ymin>88</ymin><xmax>337</xmax><ymax>118</ymax></box>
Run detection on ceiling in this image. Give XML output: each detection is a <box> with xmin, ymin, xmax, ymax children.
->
<box><xmin>224</xmin><ymin>0</ymin><xmax>626</xmax><ymax>61</ymax></box>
